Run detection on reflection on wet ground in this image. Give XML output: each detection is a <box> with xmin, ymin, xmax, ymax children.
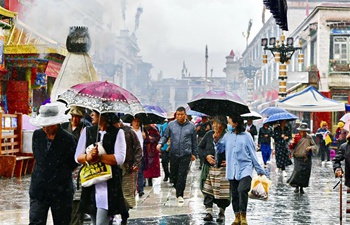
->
<box><xmin>0</xmin><ymin>155</ymin><xmax>346</xmax><ymax>224</ymax></box>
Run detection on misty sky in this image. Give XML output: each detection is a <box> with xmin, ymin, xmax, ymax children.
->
<box><xmin>21</xmin><ymin>0</ymin><xmax>265</xmax><ymax>79</ymax></box>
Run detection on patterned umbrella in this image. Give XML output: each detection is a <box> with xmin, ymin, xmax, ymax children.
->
<box><xmin>187</xmin><ymin>90</ymin><xmax>250</xmax><ymax>116</ymax></box>
<box><xmin>57</xmin><ymin>80</ymin><xmax>144</xmax><ymax>115</ymax></box>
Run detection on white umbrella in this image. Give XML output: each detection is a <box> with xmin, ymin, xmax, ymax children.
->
<box><xmin>241</xmin><ymin>111</ymin><xmax>263</xmax><ymax>120</ymax></box>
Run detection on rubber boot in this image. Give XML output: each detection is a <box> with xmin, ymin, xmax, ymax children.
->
<box><xmin>231</xmin><ymin>213</ymin><xmax>241</xmax><ymax>225</ymax></box>
<box><xmin>240</xmin><ymin>212</ymin><xmax>248</xmax><ymax>225</ymax></box>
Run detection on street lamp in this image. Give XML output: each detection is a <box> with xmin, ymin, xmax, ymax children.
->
<box><xmin>239</xmin><ymin>64</ymin><xmax>260</xmax><ymax>102</ymax></box>
<box><xmin>261</xmin><ymin>33</ymin><xmax>303</xmax><ymax>99</ymax></box>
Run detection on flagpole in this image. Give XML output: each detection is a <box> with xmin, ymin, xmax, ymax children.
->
<box><xmin>205</xmin><ymin>45</ymin><xmax>208</xmax><ymax>91</ymax></box>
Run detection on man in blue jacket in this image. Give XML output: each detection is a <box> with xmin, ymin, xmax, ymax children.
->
<box><xmin>157</xmin><ymin>106</ymin><xmax>197</xmax><ymax>204</ymax></box>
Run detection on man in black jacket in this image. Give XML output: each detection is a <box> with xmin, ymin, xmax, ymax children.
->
<box><xmin>29</xmin><ymin>103</ymin><xmax>78</xmax><ymax>225</ymax></box>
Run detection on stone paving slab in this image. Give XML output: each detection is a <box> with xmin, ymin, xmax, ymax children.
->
<box><xmin>0</xmin><ymin>156</ymin><xmax>347</xmax><ymax>225</ymax></box>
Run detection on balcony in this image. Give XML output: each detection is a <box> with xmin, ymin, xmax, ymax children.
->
<box><xmin>329</xmin><ymin>60</ymin><xmax>350</xmax><ymax>75</ymax></box>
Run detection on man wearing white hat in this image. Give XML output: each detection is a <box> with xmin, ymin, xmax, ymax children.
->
<box><xmin>29</xmin><ymin>102</ymin><xmax>78</xmax><ymax>225</ymax></box>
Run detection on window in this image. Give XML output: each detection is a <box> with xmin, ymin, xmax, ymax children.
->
<box><xmin>332</xmin><ymin>36</ymin><xmax>349</xmax><ymax>64</ymax></box>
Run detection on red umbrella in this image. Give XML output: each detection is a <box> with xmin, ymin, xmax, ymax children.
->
<box><xmin>58</xmin><ymin>80</ymin><xmax>144</xmax><ymax>115</ymax></box>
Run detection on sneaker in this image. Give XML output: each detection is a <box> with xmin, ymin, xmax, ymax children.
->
<box><xmin>326</xmin><ymin>161</ymin><xmax>333</xmax><ymax>165</ymax></box>
<box><xmin>321</xmin><ymin>161</ymin><xmax>325</xmax><ymax>166</ymax></box>
<box><xmin>138</xmin><ymin>191</ymin><xmax>144</xmax><ymax>197</ymax></box>
<box><xmin>282</xmin><ymin>171</ymin><xmax>287</xmax><ymax>177</ymax></box>
<box><xmin>203</xmin><ymin>213</ymin><xmax>213</xmax><ymax>221</ymax></box>
<box><xmin>177</xmin><ymin>196</ymin><xmax>184</xmax><ymax>203</ymax></box>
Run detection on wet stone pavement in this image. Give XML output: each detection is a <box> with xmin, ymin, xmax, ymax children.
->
<box><xmin>0</xmin><ymin>154</ymin><xmax>346</xmax><ymax>225</ymax></box>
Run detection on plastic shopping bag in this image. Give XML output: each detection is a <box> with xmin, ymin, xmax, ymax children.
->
<box><xmin>249</xmin><ymin>175</ymin><xmax>272</xmax><ymax>201</ymax></box>
<box><xmin>80</xmin><ymin>142</ymin><xmax>112</xmax><ymax>187</ymax></box>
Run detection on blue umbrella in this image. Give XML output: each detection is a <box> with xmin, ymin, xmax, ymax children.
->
<box><xmin>185</xmin><ymin>106</ymin><xmax>207</xmax><ymax>117</ymax></box>
<box><xmin>264</xmin><ymin>112</ymin><xmax>298</xmax><ymax>124</ymax></box>
<box><xmin>260</xmin><ymin>106</ymin><xmax>287</xmax><ymax>116</ymax></box>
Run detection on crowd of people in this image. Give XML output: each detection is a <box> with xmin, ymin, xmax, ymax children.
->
<box><xmin>27</xmin><ymin>101</ymin><xmax>350</xmax><ymax>225</ymax></box>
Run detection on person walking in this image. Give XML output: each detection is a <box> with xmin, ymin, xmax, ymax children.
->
<box><xmin>62</xmin><ymin>106</ymin><xmax>89</xmax><ymax>225</ymax></box>
<box><xmin>335</xmin><ymin>121</ymin><xmax>349</xmax><ymax>150</ymax></box>
<box><xmin>273</xmin><ymin>120</ymin><xmax>293</xmax><ymax>176</ymax></box>
<box><xmin>114</xmin><ymin>118</ymin><xmax>142</xmax><ymax>225</ymax></box>
<box><xmin>143</xmin><ymin>124</ymin><xmax>161</xmax><ymax>186</ymax></box>
<box><xmin>199</xmin><ymin>115</ymin><xmax>230</xmax><ymax>222</ymax></box>
<box><xmin>156</xmin><ymin>106</ymin><xmax>197</xmax><ymax>203</ymax></box>
<box><xmin>159</xmin><ymin>112</ymin><xmax>175</xmax><ymax>182</ymax></box>
<box><xmin>258</xmin><ymin>121</ymin><xmax>274</xmax><ymax>167</ymax></box>
<box><xmin>333</xmin><ymin>133</ymin><xmax>350</xmax><ymax>222</ymax></box>
<box><xmin>130</xmin><ymin>117</ymin><xmax>145</xmax><ymax>197</ymax></box>
<box><xmin>287</xmin><ymin>123</ymin><xmax>317</xmax><ymax>194</ymax></box>
<box><xmin>316</xmin><ymin>121</ymin><xmax>332</xmax><ymax>165</ymax></box>
<box><xmin>75</xmin><ymin>111</ymin><xmax>127</xmax><ymax>225</ymax></box>
<box><xmin>215</xmin><ymin>114</ymin><xmax>266</xmax><ymax>225</ymax></box>
<box><xmin>196</xmin><ymin>116</ymin><xmax>212</xmax><ymax>169</ymax></box>
<box><xmin>29</xmin><ymin>102</ymin><xmax>78</xmax><ymax>225</ymax></box>
<box><xmin>245</xmin><ymin>118</ymin><xmax>257</xmax><ymax>141</ymax></box>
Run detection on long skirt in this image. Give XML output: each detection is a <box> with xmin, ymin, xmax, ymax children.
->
<box><xmin>202</xmin><ymin>167</ymin><xmax>230</xmax><ymax>199</ymax></box>
<box><xmin>287</xmin><ymin>156</ymin><xmax>312</xmax><ymax>188</ymax></box>
<box><xmin>275</xmin><ymin>146</ymin><xmax>293</xmax><ymax>169</ymax></box>
<box><xmin>122</xmin><ymin>172</ymin><xmax>136</xmax><ymax>208</ymax></box>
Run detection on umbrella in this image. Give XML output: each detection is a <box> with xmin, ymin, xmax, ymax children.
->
<box><xmin>340</xmin><ymin>113</ymin><xmax>350</xmax><ymax>123</ymax></box>
<box><xmin>260</xmin><ymin>106</ymin><xmax>287</xmax><ymax>117</ymax></box>
<box><xmin>241</xmin><ymin>110</ymin><xmax>263</xmax><ymax>120</ymax></box>
<box><xmin>185</xmin><ymin>105</ymin><xmax>207</xmax><ymax>117</ymax></box>
<box><xmin>187</xmin><ymin>90</ymin><xmax>250</xmax><ymax>116</ymax></box>
<box><xmin>57</xmin><ymin>80</ymin><xmax>144</xmax><ymax>115</ymax></box>
<box><xmin>121</xmin><ymin>106</ymin><xmax>166</xmax><ymax>125</ymax></box>
<box><xmin>264</xmin><ymin>112</ymin><xmax>298</xmax><ymax>124</ymax></box>
<box><xmin>143</xmin><ymin>105</ymin><xmax>167</xmax><ymax>116</ymax></box>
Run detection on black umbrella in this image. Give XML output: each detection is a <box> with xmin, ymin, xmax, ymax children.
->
<box><xmin>187</xmin><ymin>90</ymin><xmax>250</xmax><ymax>116</ymax></box>
<box><xmin>121</xmin><ymin>106</ymin><xmax>166</xmax><ymax>125</ymax></box>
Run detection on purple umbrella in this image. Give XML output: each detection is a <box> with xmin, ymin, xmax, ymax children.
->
<box><xmin>143</xmin><ymin>105</ymin><xmax>167</xmax><ymax>116</ymax></box>
<box><xmin>57</xmin><ymin>80</ymin><xmax>144</xmax><ymax>115</ymax></box>
<box><xmin>187</xmin><ymin>90</ymin><xmax>250</xmax><ymax>116</ymax></box>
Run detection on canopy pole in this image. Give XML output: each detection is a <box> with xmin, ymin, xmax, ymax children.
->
<box><xmin>310</xmin><ymin>112</ymin><xmax>313</xmax><ymax>133</ymax></box>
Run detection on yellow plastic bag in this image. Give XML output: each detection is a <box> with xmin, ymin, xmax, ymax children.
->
<box><xmin>249</xmin><ymin>175</ymin><xmax>272</xmax><ymax>200</ymax></box>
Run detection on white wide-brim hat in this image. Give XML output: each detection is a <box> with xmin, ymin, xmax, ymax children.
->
<box><xmin>30</xmin><ymin>102</ymin><xmax>71</xmax><ymax>127</ymax></box>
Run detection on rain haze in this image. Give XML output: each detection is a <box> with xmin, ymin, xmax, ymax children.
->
<box><xmin>21</xmin><ymin>0</ymin><xmax>264</xmax><ymax>79</ymax></box>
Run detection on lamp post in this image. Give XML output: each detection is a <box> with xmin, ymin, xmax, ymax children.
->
<box><xmin>239</xmin><ymin>64</ymin><xmax>260</xmax><ymax>102</ymax></box>
<box><xmin>261</xmin><ymin>33</ymin><xmax>303</xmax><ymax>99</ymax></box>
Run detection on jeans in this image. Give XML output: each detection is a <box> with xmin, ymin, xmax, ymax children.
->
<box><xmin>170</xmin><ymin>154</ymin><xmax>192</xmax><ymax>197</ymax></box>
<box><xmin>320</xmin><ymin>146</ymin><xmax>330</xmax><ymax>161</ymax></box>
